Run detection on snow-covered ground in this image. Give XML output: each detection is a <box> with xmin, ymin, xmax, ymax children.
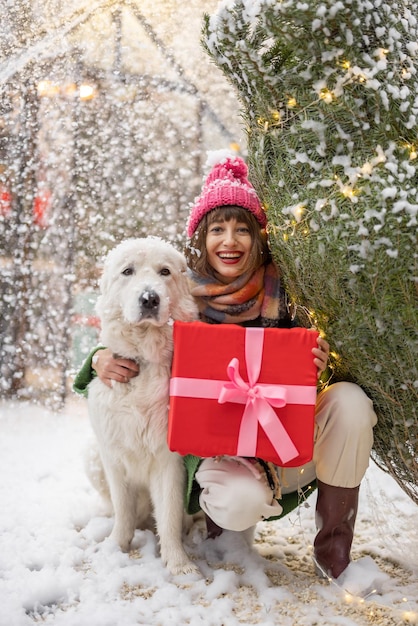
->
<box><xmin>0</xmin><ymin>397</ymin><xmax>417</xmax><ymax>626</ymax></box>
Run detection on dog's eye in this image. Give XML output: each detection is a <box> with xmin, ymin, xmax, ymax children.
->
<box><xmin>160</xmin><ymin>268</ymin><xmax>171</xmax><ymax>276</ymax></box>
<box><xmin>122</xmin><ymin>266</ymin><xmax>134</xmax><ymax>276</ymax></box>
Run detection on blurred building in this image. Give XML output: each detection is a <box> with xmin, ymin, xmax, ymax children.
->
<box><xmin>0</xmin><ymin>0</ymin><xmax>244</xmax><ymax>404</ymax></box>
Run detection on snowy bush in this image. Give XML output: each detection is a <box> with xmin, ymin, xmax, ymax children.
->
<box><xmin>203</xmin><ymin>0</ymin><xmax>417</xmax><ymax>502</ymax></box>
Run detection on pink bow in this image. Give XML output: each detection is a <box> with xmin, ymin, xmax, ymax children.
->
<box><xmin>218</xmin><ymin>328</ymin><xmax>299</xmax><ymax>463</ymax></box>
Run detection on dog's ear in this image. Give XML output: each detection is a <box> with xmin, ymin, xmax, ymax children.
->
<box><xmin>95</xmin><ymin>258</ymin><xmax>115</xmax><ymax>320</ymax></box>
<box><xmin>97</xmin><ymin>246</ymin><xmax>118</xmax><ymax>296</ymax></box>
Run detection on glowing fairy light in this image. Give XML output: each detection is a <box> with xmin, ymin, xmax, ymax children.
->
<box><xmin>287</xmin><ymin>97</ymin><xmax>297</xmax><ymax>108</ymax></box>
<box><xmin>257</xmin><ymin>117</ymin><xmax>269</xmax><ymax>131</ymax></box>
<box><xmin>341</xmin><ymin>186</ymin><xmax>358</xmax><ymax>198</ymax></box>
<box><xmin>291</xmin><ymin>203</ymin><xmax>306</xmax><ymax>222</ymax></box>
<box><xmin>79</xmin><ymin>84</ymin><xmax>96</xmax><ymax>100</ymax></box>
<box><xmin>63</xmin><ymin>83</ymin><xmax>77</xmax><ymax>97</ymax></box>
<box><xmin>38</xmin><ymin>80</ymin><xmax>96</xmax><ymax>100</ymax></box>
<box><xmin>377</xmin><ymin>47</ymin><xmax>389</xmax><ymax>59</ymax></box>
<box><xmin>37</xmin><ymin>80</ymin><xmax>60</xmax><ymax>97</ymax></box>
<box><xmin>319</xmin><ymin>88</ymin><xmax>334</xmax><ymax>103</ymax></box>
<box><xmin>340</xmin><ymin>59</ymin><xmax>351</xmax><ymax>69</ymax></box>
<box><xmin>315</xmin><ymin>199</ymin><xmax>327</xmax><ymax>211</ymax></box>
<box><xmin>401</xmin><ymin>142</ymin><xmax>417</xmax><ymax>160</ymax></box>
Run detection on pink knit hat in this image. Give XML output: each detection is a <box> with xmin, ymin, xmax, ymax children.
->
<box><xmin>187</xmin><ymin>155</ymin><xmax>267</xmax><ymax>237</ymax></box>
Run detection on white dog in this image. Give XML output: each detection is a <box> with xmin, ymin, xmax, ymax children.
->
<box><xmin>86</xmin><ymin>237</ymin><xmax>198</xmax><ymax>575</ymax></box>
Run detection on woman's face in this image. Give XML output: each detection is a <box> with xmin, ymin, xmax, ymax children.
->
<box><xmin>205</xmin><ymin>218</ymin><xmax>252</xmax><ymax>283</ymax></box>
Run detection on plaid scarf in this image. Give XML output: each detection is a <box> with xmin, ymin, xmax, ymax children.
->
<box><xmin>187</xmin><ymin>262</ymin><xmax>291</xmax><ymax>327</ymax></box>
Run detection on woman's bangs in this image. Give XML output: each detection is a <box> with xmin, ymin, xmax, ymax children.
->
<box><xmin>207</xmin><ymin>206</ymin><xmax>254</xmax><ymax>226</ymax></box>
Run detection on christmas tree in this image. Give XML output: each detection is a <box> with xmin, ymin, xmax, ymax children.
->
<box><xmin>203</xmin><ymin>0</ymin><xmax>417</xmax><ymax>502</ymax></box>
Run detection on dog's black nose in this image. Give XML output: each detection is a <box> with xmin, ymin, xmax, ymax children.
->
<box><xmin>139</xmin><ymin>290</ymin><xmax>160</xmax><ymax>312</ymax></box>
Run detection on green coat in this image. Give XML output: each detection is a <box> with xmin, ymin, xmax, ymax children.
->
<box><xmin>73</xmin><ymin>346</ymin><xmax>104</xmax><ymax>397</ymax></box>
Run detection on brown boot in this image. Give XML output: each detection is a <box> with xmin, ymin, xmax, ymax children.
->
<box><xmin>205</xmin><ymin>513</ymin><xmax>223</xmax><ymax>539</ymax></box>
<box><xmin>313</xmin><ymin>479</ymin><xmax>359</xmax><ymax>579</ymax></box>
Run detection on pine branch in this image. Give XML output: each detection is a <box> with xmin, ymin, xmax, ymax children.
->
<box><xmin>202</xmin><ymin>0</ymin><xmax>418</xmax><ymax>503</ymax></box>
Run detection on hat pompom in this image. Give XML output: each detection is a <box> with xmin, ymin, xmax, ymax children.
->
<box><xmin>205</xmin><ymin>149</ymin><xmax>238</xmax><ymax>168</ymax></box>
<box><xmin>206</xmin><ymin>156</ymin><xmax>248</xmax><ymax>185</ymax></box>
<box><xmin>222</xmin><ymin>157</ymin><xmax>248</xmax><ymax>181</ymax></box>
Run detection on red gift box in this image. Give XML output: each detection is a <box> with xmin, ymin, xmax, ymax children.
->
<box><xmin>168</xmin><ymin>321</ymin><xmax>318</xmax><ymax>467</ymax></box>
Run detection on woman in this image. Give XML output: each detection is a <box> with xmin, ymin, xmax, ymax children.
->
<box><xmin>74</xmin><ymin>154</ymin><xmax>377</xmax><ymax>583</ymax></box>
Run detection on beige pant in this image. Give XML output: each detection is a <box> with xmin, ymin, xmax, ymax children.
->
<box><xmin>196</xmin><ymin>382</ymin><xmax>377</xmax><ymax>530</ymax></box>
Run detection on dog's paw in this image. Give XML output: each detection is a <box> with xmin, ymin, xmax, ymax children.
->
<box><xmin>109</xmin><ymin>528</ymin><xmax>133</xmax><ymax>553</ymax></box>
<box><xmin>168</xmin><ymin>559</ymin><xmax>201</xmax><ymax>577</ymax></box>
<box><xmin>162</xmin><ymin>547</ymin><xmax>201</xmax><ymax>577</ymax></box>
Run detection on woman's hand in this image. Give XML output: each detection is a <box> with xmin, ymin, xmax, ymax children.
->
<box><xmin>92</xmin><ymin>348</ymin><xmax>139</xmax><ymax>388</ymax></box>
<box><xmin>311</xmin><ymin>334</ymin><xmax>329</xmax><ymax>379</ymax></box>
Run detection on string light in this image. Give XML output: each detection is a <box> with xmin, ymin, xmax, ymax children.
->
<box><xmin>256</xmin><ymin>110</ymin><xmax>282</xmax><ymax>127</ymax></box>
<box><xmin>37</xmin><ymin>80</ymin><xmax>97</xmax><ymax>100</ymax></box>
<box><xmin>292</xmin><ymin>203</ymin><xmax>306</xmax><ymax>222</ymax></box>
<box><xmin>37</xmin><ymin>80</ymin><xmax>60</xmax><ymax>97</ymax></box>
<box><xmin>403</xmin><ymin>610</ymin><xmax>418</xmax><ymax>623</ymax></box>
<box><xmin>79</xmin><ymin>84</ymin><xmax>96</xmax><ymax>100</ymax></box>
<box><xmin>377</xmin><ymin>47</ymin><xmax>389</xmax><ymax>59</ymax></box>
<box><xmin>257</xmin><ymin>117</ymin><xmax>269</xmax><ymax>131</ymax></box>
<box><xmin>340</xmin><ymin>185</ymin><xmax>359</xmax><ymax>199</ymax></box>
<box><xmin>287</xmin><ymin>97</ymin><xmax>297</xmax><ymax>108</ymax></box>
<box><xmin>356</xmin><ymin>73</ymin><xmax>367</xmax><ymax>83</ymax></box>
<box><xmin>319</xmin><ymin>88</ymin><xmax>334</xmax><ymax>103</ymax></box>
<box><xmin>338</xmin><ymin>59</ymin><xmax>351</xmax><ymax>70</ymax></box>
<box><xmin>400</xmin><ymin>141</ymin><xmax>417</xmax><ymax>160</ymax></box>
<box><xmin>63</xmin><ymin>83</ymin><xmax>77</xmax><ymax>97</ymax></box>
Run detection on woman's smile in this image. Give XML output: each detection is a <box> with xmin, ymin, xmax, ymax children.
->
<box><xmin>217</xmin><ymin>251</ymin><xmax>244</xmax><ymax>263</ymax></box>
<box><xmin>206</xmin><ymin>219</ymin><xmax>252</xmax><ymax>282</ymax></box>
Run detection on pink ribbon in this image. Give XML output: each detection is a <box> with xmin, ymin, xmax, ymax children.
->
<box><xmin>170</xmin><ymin>328</ymin><xmax>316</xmax><ymax>463</ymax></box>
